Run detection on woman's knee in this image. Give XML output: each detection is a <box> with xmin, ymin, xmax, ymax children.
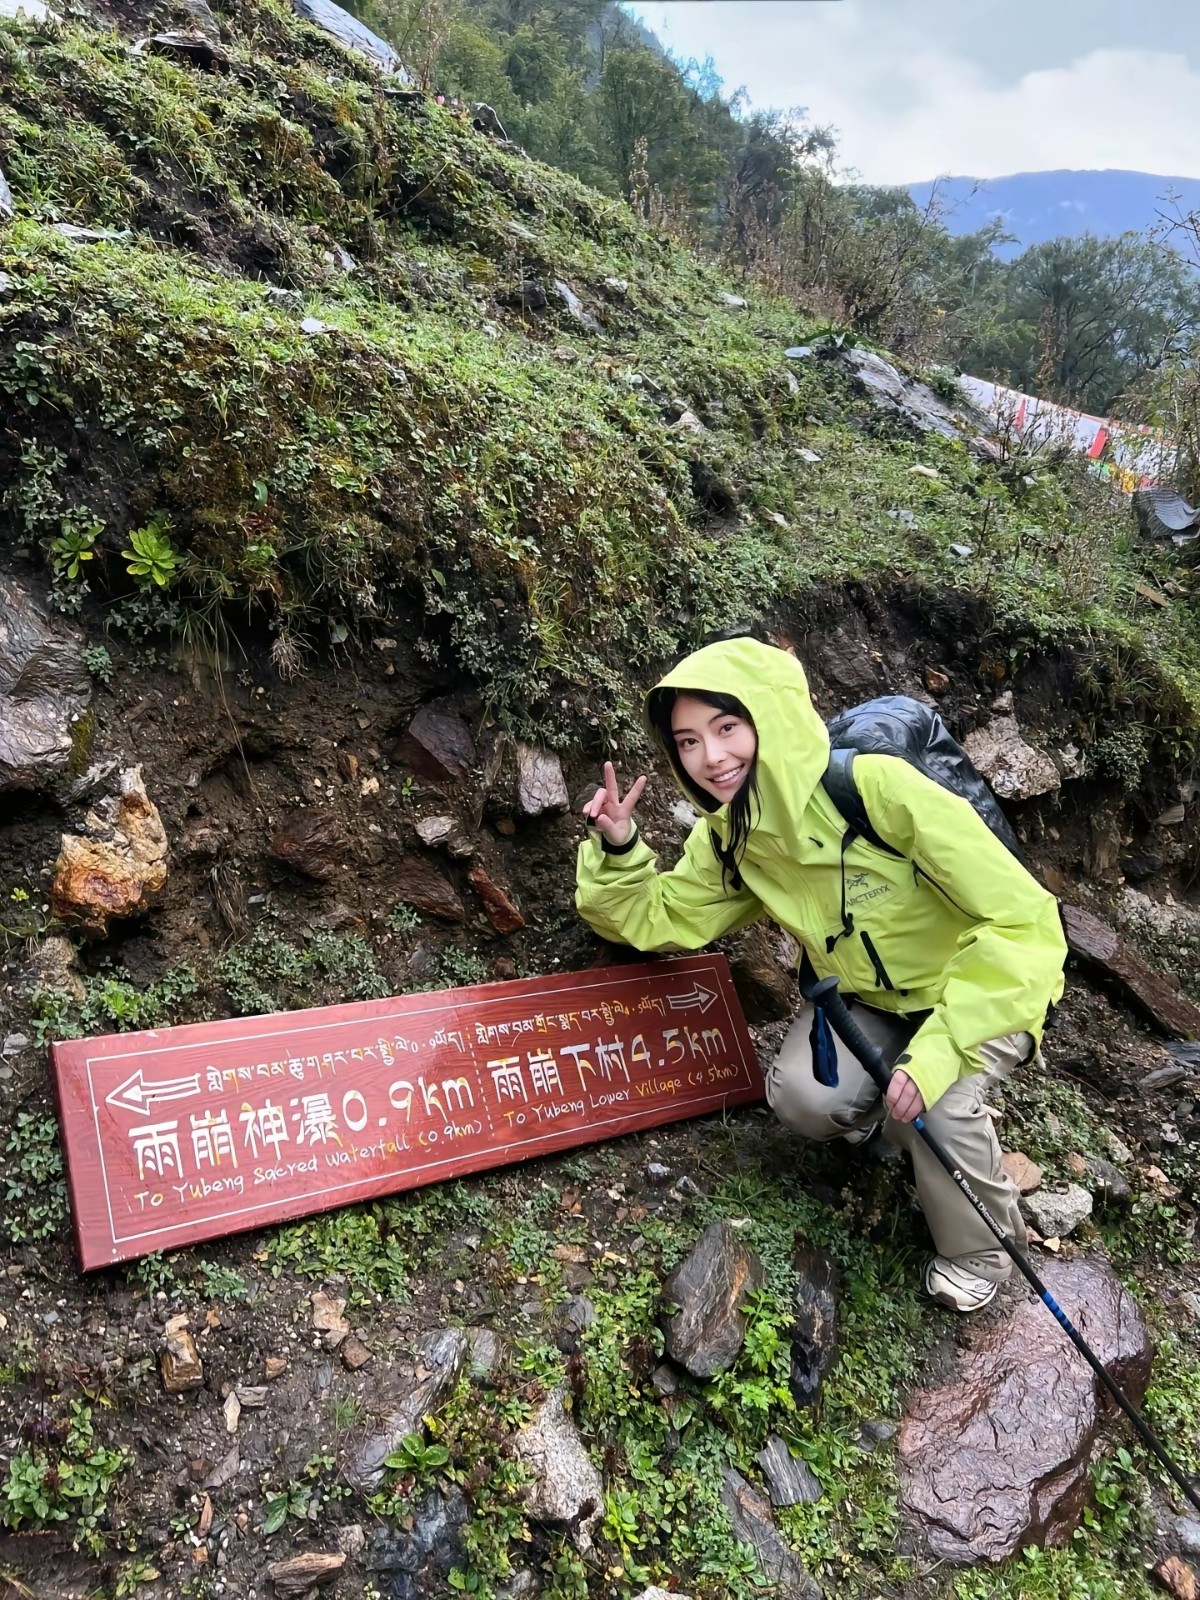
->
<box><xmin>765</xmin><ymin>1058</ymin><xmax>847</xmax><ymax>1141</ymax></box>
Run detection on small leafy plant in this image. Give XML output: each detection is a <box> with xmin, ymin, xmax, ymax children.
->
<box><xmin>122</xmin><ymin>515</ymin><xmax>181</xmax><ymax>588</ymax></box>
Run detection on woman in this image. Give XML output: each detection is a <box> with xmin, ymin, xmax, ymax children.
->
<box><xmin>576</xmin><ymin>636</ymin><xmax>1066</xmax><ymax>1313</ymax></box>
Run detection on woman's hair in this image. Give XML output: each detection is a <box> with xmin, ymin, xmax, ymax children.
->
<box><xmin>645</xmin><ymin>686</ymin><xmax>759</xmax><ymax>891</ymax></box>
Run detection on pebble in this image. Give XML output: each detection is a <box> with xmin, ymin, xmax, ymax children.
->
<box><xmin>2</xmin><ymin>1033</ymin><xmax>28</xmax><ymax>1056</ymax></box>
<box><xmin>645</xmin><ymin>1162</ymin><xmax>672</xmax><ymax>1185</ymax></box>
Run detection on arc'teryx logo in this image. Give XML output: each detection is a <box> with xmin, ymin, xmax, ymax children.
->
<box><xmin>846</xmin><ymin>871</ymin><xmax>893</xmax><ymax>908</ymax></box>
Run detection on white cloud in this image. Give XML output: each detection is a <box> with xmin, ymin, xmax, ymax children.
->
<box><xmin>631</xmin><ymin>4</ymin><xmax>1200</xmax><ymax>182</ymax></box>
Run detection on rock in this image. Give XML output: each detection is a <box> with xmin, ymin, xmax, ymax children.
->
<box><xmin>497</xmin><ymin>1574</ymin><xmax>538</xmax><ymax>1599</ymax></box>
<box><xmin>718</xmin><ymin>292</ymin><xmax>747</xmax><ymax>309</ymax></box>
<box><xmin>515</xmin><ymin>743</ymin><xmax>569</xmax><ymax>816</ymax></box>
<box><xmin>553</xmin><ymin>1295</ymin><xmax>596</xmax><ymax>1352</ymax></box>
<box><xmin>347</xmin><ymin>1328</ymin><xmax>468</xmax><ymax>1491</ymax></box>
<box><xmin>839</xmin><ymin>346</ymin><xmax>990</xmax><ymax>453</ymax></box>
<box><xmin>1084</xmin><ymin>1156</ymin><xmax>1131</xmax><ymax>1204</ymax></box>
<box><xmin>1171</xmin><ymin>1516</ymin><xmax>1200</xmax><ymax>1557</ymax></box>
<box><xmin>264</xmin><ymin>1355</ymin><xmax>288</xmax><ymax>1381</ymax></box>
<box><xmin>857</xmin><ymin>1418</ymin><xmax>897</xmax><ymax>1452</ymax></box>
<box><xmin>1001</xmin><ymin>1152</ymin><xmax>1043</xmax><ymax>1194</ymax></box>
<box><xmin>1</xmin><ymin>1034</ymin><xmax>28</xmax><ymax>1057</ymax></box>
<box><xmin>729</xmin><ymin>925</ymin><xmax>795</xmax><ymax>1023</ymax></box>
<box><xmin>415</xmin><ymin>814</ymin><xmax>474</xmax><ymax>858</ymax></box>
<box><xmin>720</xmin><ymin>1469</ymin><xmax>823</xmax><ymax>1598</ymax></box>
<box><xmin>962</xmin><ymin>716</ymin><xmax>1059</xmax><ymax>801</ymax></box>
<box><xmin>0</xmin><ymin>163</ymin><xmax>12</xmax><ymax>220</ymax></box>
<box><xmin>235</xmin><ymin>1384</ymin><xmax>267</xmax><ymax>1408</ymax></box>
<box><xmin>20</xmin><ymin>934</ymin><xmax>85</xmax><ymax>1004</ymax></box>
<box><xmin>267</xmin><ymin>1551</ymin><xmax>346</xmax><ymax>1593</ymax></box>
<box><xmin>1144</xmin><ymin>1064</ymin><xmax>1189</xmax><ymax>1092</ymax></box>
<box><xmin>289</xmin><ymin>0</ymin><xmax>409</xmax><ymax>75</ymax></box>
<box><xmin>1155</xmin><ymin>1557</ymin><xmax>1199</xmax><ymax>1600</ymax></box>
<box><xmin>336</xmin><ymin>1523</ymin><xmax>366</xmax><ymax>1558</ymax></box>
<box><xmin>923</xmin><ymin>666</ymin><xmax>950</xmax><ymax>694</ymax></box>
<box><xmin>180</xmin><ymin>0</ymin><xmax>222</xmax><ymax>39</ymax></box>
<box><xmin>397</xmin><ymin>703</ymin><xmax>476</xmax><ymax>784</ymax></box>
<box><xmin>223</xmin><ymin>1391</ymin><xmax>241</xmax><ymax>1432</ymax></box>
<box><xmin>661</xmin><ymin>1222</ymin><xmax>765</xmax><ymax>1378</ymax></box>
<box><xmin>54</xmin><ymin>224</ymin><xmax>132</xmax><ymax>243</ymax></box>
<box><xmin>1021</xmin><ymin>1183</ymin><xmax>1092</xmax><ymax>1240</ymax></box>
<box><xmin>0</xmin><ymin>574</ymin><xmax>91</xmax><ymax>792</ymax></box>
<box><xmin>466</xmin><ymin>1327</ymin><xmax>502</xmax><ymax>1380</ymax></box>
<box><xmin>645</xmin><ymin>1162</ymin><xmax>672</xmax><ymax>1186</ymax></box>
<box><xmin>203</xmin><ymin>1443</ymin><xmax>239</xmax><ymax>1490</ymax></box>
<box><xmin>671</xmin><ymin>799</ymin><xmax>698</xmax><ymax>832</ymax></box>
<box><xmin>553</xmin><ymin>279</ymin><xmax>602</xmax><ymax>334</ymax></box>
<box><xmin>311</xmin><ymin>1290</ymin><xmax>349</xmax><ymax>1342</ymax></box>
<box><xmin>467</xmin><ymin>864</ymin><xmax>525</xmax><ymax>934</ymax></box>
<box><xmin>796</xmin><ymin>447</ymin><xmax>821</xmax><ymax>463</ymax></box>
<box><xmin>364</xmin><ymin>1487</ymin><xmax>468</xmax><ymax>1595</ymax></box>
<box><xmin>133</xmin><ymin>30</ymin><xmax>229</xmax><ymax>68</ymax></box>
<box><xmin>1063</xmin><ymin>904</ymin><xmax>1200</xmax><ymax>1040</ymax></box>
<box><xmin>1086</xmin><ymin>812</ymin><xmax>1123</xmax><ymax>881</ymax></box>
<box><xmin>393</xmin><ymin>857</ymin><xmax>466</xmax><ymax>923</ymax></box>
<box><xmin>0</xmin><ymin>0</ymin><xmax>58</xmax><ymax>20</ymax></box>
<box><xmin>790</xmin><ymin>1242</ymin><xmax>840</xmax><ymax>1406</ymax></box>
<box><xmin>50</xmin><ymin>766</ymin><xmax>168</xmax><ymax>937</ymax></box>
<box><xmin>269</xmin><ymin>810</ymin><xmax>349</xmax><ymax>882</ymax></box>
<box><xmin>471</xmin><ymin>102</ymin><xmax>509</xmax><ymax>141</ymax></box>
<box><xmin>670</xmin><ymin>410</ymin><xmax>705</xmax><ymax>435</ymax></box>
<box><xmin>811</xmin><ymin>628</ymin><xmax>880</xmax><ymax>696</ymax></box>
<box><xmin>755</xmin><ymin>1435</ymin><xmax>823</xmax><ymax>1507</ymax></box>
<box><xmin>340</xmin><ymin>1333</ymin><xmax>373</xmax><ymax>1371</ymax></box>
<box><xmin>899</xmin><ymin>1256</ymin><xmax>1153</xmax><ymax>1564</ymax></box>
<box><xmin>512</xmin><ymin>1386</ymin><xmax>602</xmax><ymax>1551</ymax></box>
<box><xmin>161</xmin><ymin>1315</ymin><xmax>204</xmax><ymax>1393</ymax></box>
<box><xmin>651</xmin><ymin>1363</ymin><xmax>679</xmax><ymax>1397</ymax></box>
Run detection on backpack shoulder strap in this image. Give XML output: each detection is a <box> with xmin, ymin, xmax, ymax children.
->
<box><xmin>821</xmin><ymin>748</ymin><xmax>902</xmax><ymax>858</ymax></box>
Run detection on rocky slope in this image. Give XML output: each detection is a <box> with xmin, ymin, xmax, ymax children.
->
<box><xmin>2</xmin><ymin>1</ymin><xmax>1200</xmax><ymax>1598</ymax></box>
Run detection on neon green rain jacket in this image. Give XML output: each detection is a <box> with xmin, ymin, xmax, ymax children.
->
<box><xmin>575</xmin><ymin>638</ymin><xmax>1067</xmax><ymax>1111</ymax></box>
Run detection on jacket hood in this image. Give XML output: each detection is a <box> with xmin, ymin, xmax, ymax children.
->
<box><xmin>647</xmin><ymin>637</ymin><xmax>830</xmax><ymax>843</ymax></box>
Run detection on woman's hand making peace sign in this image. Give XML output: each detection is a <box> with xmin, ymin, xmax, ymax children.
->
<box><xmin>581</xmin><ymin>761</ymin><xmax>647</xmax><ymax>848</ymax></box>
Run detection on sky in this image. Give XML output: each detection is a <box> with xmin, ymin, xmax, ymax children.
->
<box><xmin>624</xmin><ymin>0</ymin><xmax>1200</xmax><ymax>185</ymax></box>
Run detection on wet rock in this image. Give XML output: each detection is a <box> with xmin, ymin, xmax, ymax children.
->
<box><xmin>661</xmin><ymin>1221</ymin><xmax>765</xmax><ymax>1378</ymax></box>
<box><xmin>1063</xmin><ymin>904</ymin><xmax>1200</xmax><ymax>1040</ymax></box>
<box><xmin>161</xmin><ymin>1315</ymin><xmax>204</xmax><ymax>1393</ymax></box>
<box><xmin>347</xmin><ymin>1328</ymin><xmax>468</xmax><ymax>1491</ymax></box>
<box><xmin>721</xmin><ymin>1469</ymin><xmax>823</xmax><ymax>1599</ymax></box>
<box><xmin>513</xmin><ymin>1386</ymin><xmax>603</xmax><ymax>1552</ymax></box>
<box><xmin>270</xmin><ymin>810</ymin><xmax>349</xmax><ymax>882</ymax></box>
<box><xmin>962</xmin><ymin>716</ymin><xmax>1059</xmax><ymax>801</ymax></box>
<box><xmin>52</xmin><ymin>767</ymin><xmax>168</xmax><ymax>937</ymax></box>
<box><xmin>396</xmin><ymin>703</ymin><xmax>476</xmax><ymax>784</ymax></box>
<box><xmin>790</xmin><ymin>1241</ymin><xmax>840</xmax><ymax>1406</ymax></box>
<box><xmin>651</xmin><ymin>1363</ymin><xmax>679</xmax><ymax>1397</ymax></box>
<box><xmin>516</xmin><ymin>743</ymin><xmax>569</xmax><ymax>817</ymax></box>
<box><xmin>0</xmin><ymin>574</ymin><xmax>91</xmax><ymax>793</ymax></box>
<box><xmin>755</xmin><ymin>1434</ymin><xmax>823</xmax><ymax>1507</ymax></box>
<box><xmin>1084</xmin><ymin>1156</ymin><xmax>1131</xmax><ymax>1205</ymax></box>
<box><xmin>1001</xmin><ymin>1152</ymin><xmax>1043</xmax><ymax>1194</ymax></box>
<box><xmin>1021</xmin><ymin>1183</ymin><xmax>1092</xmax><ymax>1240</ymax></box>
<box><xmin>415</xmin><ymin>814</ymin><xmax>474</xmax><ymax>858</ymax></box>
<box><xmin>1155</xmin><ymin>1557</ymin><xmax>1199</xmax><ymax>1600</ymax></box>
<box><xmin>729</xmin><ymin>925</ymin><xmax>795</xmax><ymax>1023</ymax></box>
<box><xmin>1172</xmin><ymin>1516</ymin><xmax>1200</xmax><ymax>1557</ymax></box>
<box><xmin>393</xmin><ymin>858</ymin><xmax>466</xmax><ymax>923</ymax></box>
<box><xmin>290</xmin><ymin>0</ymin><xmax>409</xmax><ymax>75</ymax></box>
<box><xmin>467</xmin><ymin>864</ymin><xmax>525</xmax><ymax>934</ymax></box>
<box><xmin>0</xmin><ymin>163</ymin><xmax>12</xmax><ymax>220</ymax></box>
<box><xmin>267</xmin><ymin>1550</ymin><xmax>346</xmax><ymax>1592</ymax></box>
<box><xmin>899</xmin><ymin>1255</ymin><xmax>1152</xmax><ymax>1564</ymax></box>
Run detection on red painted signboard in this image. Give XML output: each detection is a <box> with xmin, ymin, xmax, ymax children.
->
<box><xmin>51</xmin><ymin>954</ymin><xmax>763</xmax><ymax>1270</ymax></box>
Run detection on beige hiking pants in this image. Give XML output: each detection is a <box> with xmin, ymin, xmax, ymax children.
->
<box><xmin>766</xmin><ymin>1002</ymin><xmax>1035</xmax><ymax>1283</ymax></box>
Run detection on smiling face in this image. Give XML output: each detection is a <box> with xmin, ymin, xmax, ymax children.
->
<box><xmin>669</xmin><ymin>694</ymin><xmax>758</xmax><ymax>803</ymax></box>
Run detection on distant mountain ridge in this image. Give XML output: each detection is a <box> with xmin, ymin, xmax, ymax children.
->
<box><xmin>908</xmin><ymin>169</ymin><xmax>1200</xmax><ymax>256</ymax></box>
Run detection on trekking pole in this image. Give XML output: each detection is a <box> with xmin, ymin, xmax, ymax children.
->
<box><xmin>803</xmin><ymin>973</ymin><xmax>1200</xmax><ymax>1516</ymax></box>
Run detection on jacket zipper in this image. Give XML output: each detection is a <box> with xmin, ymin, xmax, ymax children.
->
<box><xmin>860</xmin><ymin>929</ymin><xmax>894</xmax><ymax>991</ymax></box>
<box><xmin>914</xmin><ymin>861</ymin><xmax>970</xmax><ymax>917</ymax></box>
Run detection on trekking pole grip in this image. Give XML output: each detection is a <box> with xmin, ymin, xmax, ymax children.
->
<box><xmin>803</xmin><ymin>975</ymin><xmax>894</xmax><ymax>1097</ymax></box>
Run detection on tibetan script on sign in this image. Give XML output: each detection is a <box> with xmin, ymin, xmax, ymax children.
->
<box><xmin>51</xmin><ymin>954</ymin><xmax>762</xmax><ymax>1270</ymax></box>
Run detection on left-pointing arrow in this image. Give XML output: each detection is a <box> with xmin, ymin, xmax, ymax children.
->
<box><xmin>105</xmin><ymin>1068</ymin><xmax>203</xmax><ymax>1117</ymax></box>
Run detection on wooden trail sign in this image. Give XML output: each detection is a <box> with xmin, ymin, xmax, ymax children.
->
<box><xmin>51</xmin><ymin>954</ymin><xmax>762</xmax><ymax>1270</ymax></box>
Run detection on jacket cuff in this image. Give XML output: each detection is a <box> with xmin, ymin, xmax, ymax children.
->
<box><xmin>600</xmin><ymin>826</ymin><xmax>639</xmax><ymax>856</ymax></box>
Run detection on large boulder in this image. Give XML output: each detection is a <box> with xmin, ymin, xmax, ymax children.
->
<box><xmin>289</xmin><ymin>0</ymin><xmax>409</xmax><ymax>76</ymax></box>
<box><xmin>962</xmin><ymin>716</ymin><xmax>1059</xmax><ymax>802</ymax></box>
<box><xmin>661</xmin><ymin>1222</ymin><xmax>764</xmax><ymax>1378</ymax></box>
<box><xmin>0</xmin><ymin>574</ymin><xmax>91</xmax><ymax>793</ymax></box>
<box><xmin>51</xmin><ymin>767</ymin><xmax>168</xmax><ymax>937</ymax></box>
<box><xmin>899</xmin><ymin>1256</ymin><xmax>1153</xmax><ymax>1564</ymax></box>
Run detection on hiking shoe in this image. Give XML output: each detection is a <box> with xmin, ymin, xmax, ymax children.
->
<box><xmin>924</xmin><ymin>1256</ymin><xmax>999</xmax><ymax>1313</ymax></box>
